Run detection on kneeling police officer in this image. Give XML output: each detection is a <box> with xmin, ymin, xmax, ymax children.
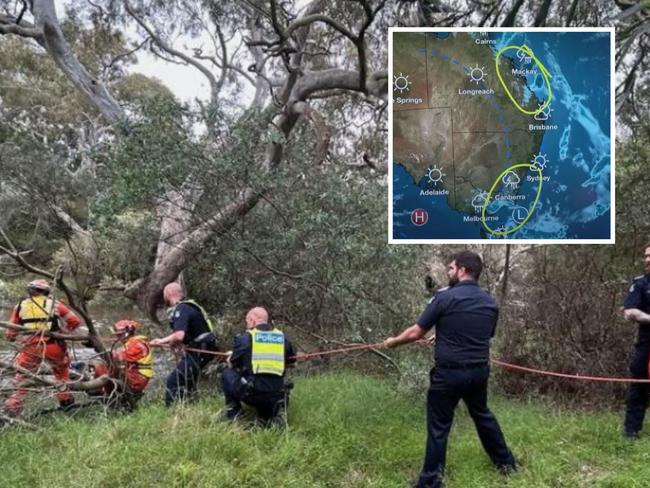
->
<box><xmin>221</xmin><ymin>306</ymin><xmax>296</xmax><ymax>425</ymax></box>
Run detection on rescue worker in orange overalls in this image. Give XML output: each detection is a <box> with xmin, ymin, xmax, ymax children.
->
<box><xmin>4</xmin><ymin>279</ymin><xmax>81</xmax><ymax>416</ymax></box>
<box><xmin>90</xmin><ymin>319</ymin><xmax>154</xmax><ymax>407</ymax></box>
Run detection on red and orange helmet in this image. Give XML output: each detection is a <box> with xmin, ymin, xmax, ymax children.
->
<box><xmin>113</xmin><ymin>319</ymin><xmax>141</xmax><ymax>336</ymax></box>
<box><xmin>28</xmin><ymin>279</ymin><xmax>51</xmax><ymax>294</ymax></box>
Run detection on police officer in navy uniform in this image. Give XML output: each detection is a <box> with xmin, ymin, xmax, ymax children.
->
<box><xmin>150</xmin><ymin>282</ymin><xmax>217</xmax><ymax>407</ymax></box>
<box><xmin>622</xmin><ymin>243</ymin><xmax>650</xmax><ymax>439</ymax></box>
<box><xmin>221</xmin><ymin>306</ymin><xmax>296</xmax><ymax>424</ymax></box>
<box><xmin>384</xmin><ymin>251</ymin><xmax>516</xmax><ymax>488</ymax></box>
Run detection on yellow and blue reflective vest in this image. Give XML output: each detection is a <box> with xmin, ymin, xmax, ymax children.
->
<box><xmin>247</xmin><ymin>327</ymin><xmax>285</xmax><ymax>376</ymax></box>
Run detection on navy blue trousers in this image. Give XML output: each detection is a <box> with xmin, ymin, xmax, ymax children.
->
<box><xmin>417</xmin><ymin>365</ymin><xmax>516</xmax><ymax>488</ymax></box>
<box><xmin>221</xmin><ymin>368</ymin><xmax>284</xmax><ymax>421</ymax></box>
<box><xmin>165</xmin><ymin>352</ymin><xmax>202</xmax><ymax>407</ymax></box>
<box><xmin>624</xmin><ymin>347</ymin><xmax>650</xmax><ymax>435</ymax></box>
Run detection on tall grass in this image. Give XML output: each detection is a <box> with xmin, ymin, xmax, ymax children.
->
<box><xmin>0</xmin><ymin>372</ymin><xmax>647</xmax><ymax>487</ymax></box>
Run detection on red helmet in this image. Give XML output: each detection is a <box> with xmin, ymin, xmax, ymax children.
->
<box><xmin>28</xmin><ymin>279</ymin><xmax>51</xmax><ymax>293</ymax></box>
<box><xmin>113</xmin><ymin>319</ymin><xmax>141</xmax><ymax>336</ymax></box>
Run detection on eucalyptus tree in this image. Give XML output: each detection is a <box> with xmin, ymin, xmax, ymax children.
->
<box><xmin>1</xmin><ymin>0</ymin><xmax>392</xmax><ymax>320</ymax></box>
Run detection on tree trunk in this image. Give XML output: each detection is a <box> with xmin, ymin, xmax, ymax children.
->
<box><xmin>534</xmin><ymin>0</ymin><xmax>553</xmax><ymax>27</ymax></box>
<box><xmin>124</xmin><ymin>109</ymin><xmax>299</xmax><ymax>319</ymax></box>
<box><xmin>500</xmin><ymin>244</ymin><xmax>511</xmax><ymax>302</ymax></box>
<box><xmin>565</xmin><ymin>0</ymin><xmax>580</xmax><ymax>26</ymax></box>
<box><xmin>153</xmin><ymin>184</ymin><xmax>203</xmax><ymax>272</ymax></box>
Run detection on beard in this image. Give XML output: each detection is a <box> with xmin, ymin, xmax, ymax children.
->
<box><xmin>448</xmin><ymin>273</ymin><xmax>459</xmax><ymax>287</ymax></box>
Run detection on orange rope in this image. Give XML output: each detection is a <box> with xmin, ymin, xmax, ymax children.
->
<box><xmin>150</xmin><ymin>343</ymin><xmax>229</xmax><ymax>358</ymax></box>
<box><xmin>143</xmin><ymin>340</ymin><xmax>650</xmax><ymax>384</ymax></box>
<box><xmin>489</xmin><ymin>358</ymin><xmax>650</xmax><ymax>384</ymax></box>
<box><xmin>293</xmin><ymin>342</ymin><xmax>386</xmax><ymax>360</ymax></box>
<box><xmin>412</xmin><ymin>341</ymin><xmax>650</xmax><ymax>384</ymax></box>
<box><xmin>149</xmin><ymin>342</ymin><xmax>384</xmax><ymax>361</ymax></box>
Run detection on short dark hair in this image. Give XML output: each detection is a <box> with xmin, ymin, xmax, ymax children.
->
<box><xmin>450</xmin><ymin>251</ymin><xmax>483</xmax><ymax>280</ymax></box>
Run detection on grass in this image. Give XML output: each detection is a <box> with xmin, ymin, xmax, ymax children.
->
<box><xmin>1</xmin><ymin>372</ymin><xmax>649</xmax><ymax>487</ymax></box>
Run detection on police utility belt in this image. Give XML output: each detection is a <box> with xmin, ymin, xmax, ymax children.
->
<box><xmin>435</xmin><ymin>361</ymin><xmax>489</xmax><ymax>369</ymax></box>
<box><xmin>191</xmin><ymin>331</ymin><xmax>217</xmax><ymax>348</ymax></box>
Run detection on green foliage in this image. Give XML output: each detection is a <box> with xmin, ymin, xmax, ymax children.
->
<box><xmin>188</xmin><ymin>147</ymin><xmax>423</xmax><ymax>343</ymax></box>
<box><xmin>96</xmin><ymin>211</ymin><xmax>158</xmax><ymax>282</ymax></box>
<box><xmin>616</xmin><ymin>138</ymin><xmax>650</xmax><ymax>252</ymax></box>
<box><xmin>114</xmin><ymin>73</ymin><xmax>175</xmax><ymax>104</ymax></box>
<box><xmin>95</xmin><ymin>97</ymin><xmax>198</xmax><ymax>214</ymax></box>
<box><xmin>0</xmin><ymin>372</ymin><xmax>648</xmax><ymax>487</ymax></box>
<box><xmin>493</xmin><ymin>243</ymin><xmax>636</xmax><ymax>403</ymax></box>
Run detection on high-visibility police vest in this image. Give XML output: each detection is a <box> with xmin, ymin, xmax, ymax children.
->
<box><xmin>17</xmin><ymin>296</ymin><xmax>57</xmax><ymax>331</ymax></box>
<box><xmin>176</xmin><ymin>300</ymin><xmax>215</xmax><ymax>333</ymax></box>
<box><xmin>127</xmin><ymin>335</ymin><xmax>154</xmax><ymax>379</ymax></box>
<box><xmin>247</xmin><ymin>328</ymin><xmax>285</xmax><ymax>376</ymax></box>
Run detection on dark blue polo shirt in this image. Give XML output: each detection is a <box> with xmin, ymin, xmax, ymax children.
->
<box><xmin>624</xmin><ymin>274</ymin><xmax>650</xmax><ymax>347</ymax></box>
<box><xmin>170</xmin><ymin>302</ymin><xmax>211</xmax><ymax>345</ymax></box>
<box><xmin>417</xmin><ymin>280</ymin><xmax>498</xmax><ymax>366</ymax></box>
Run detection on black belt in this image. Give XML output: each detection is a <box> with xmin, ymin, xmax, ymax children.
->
<box><xmin>435</xmin><ymin>362</ymin><xmax>488</xmax><ymax>370</ymax></box>
<box><xmin>193</xmin><ymin>332</ymin><xmax>216</xmax><ymax>344</ymax></box>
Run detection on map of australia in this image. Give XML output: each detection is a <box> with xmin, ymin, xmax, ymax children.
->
<box><xmin>390</xmin><ymin>30</ymin><xmax>613</xmax><ymax>242</ymax></box>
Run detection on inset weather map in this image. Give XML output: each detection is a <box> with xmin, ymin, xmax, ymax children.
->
<box><xmin>389</xmin><ymin>29</ymin><xmax>614</xmax><ymax>243</ymax></box>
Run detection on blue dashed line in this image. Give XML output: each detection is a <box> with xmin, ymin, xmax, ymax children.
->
<box><xmin>452</xmin><ymin>59</ymin><xmax>460</xmax><ymax>65</ymax></box>
<box><xmin>441</xmin><ymin>53</ymin><xmax>449</xmax><ymax>60</ymax></box>
<box><xmin>502</xmin><ymin>126</ymin><xmax>509</xmax><ymax>133</ymax></box>
<box><xmin>493</xmin><ymin>103</ymin><xmax>500</xmax><ymax>111</ymax></box>
<box><xmin>499</xmin><ymin>114</ymin><xmax>505</xmax><ymax>122</ymax></box>
<box><xmin>431</xmin><ymin>49</ymin><xmax>438</xmax><ymax>55</ymax></box>
<box><xmin>418</xmin><ymin>48</ymin><xmax>426</xmax><ymax>54</ymax></box>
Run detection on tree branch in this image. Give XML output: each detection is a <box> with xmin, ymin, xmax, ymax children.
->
<box><xmin>284</xmin><ymin>13</ymin><xmax>356</xmax><ymax>41</ymax></box>
<box><xmin>124</xmin><ymin>0</ymin><xmax>221</xmax><ymax>104</ymax></box>
<box><xmin>292</xmin><ymin>68</ymin><xmax>387</xmax><ymax>102</ymax></box>
<box><xmin>26</xmin><ymin>0</ymin><xmax>123</xmax><ymax>122</ymax></box>
<box><xmin>0</xmin><ymin>14</ymin><xmax>44</xmax><ymax>42</ymax></box>
<box><xmin>0</xmin><ymin>321</ymin><xmax>91</xmax><ymax>342</ymax></box>
<box><xmin>0</xmin><ymin>359</ymin><xmax>117</xmax><ymax>391</ymax></box>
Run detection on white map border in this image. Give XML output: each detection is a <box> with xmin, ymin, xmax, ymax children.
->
<box><xmin>388</xmin><ymin>26</ymin><xmax>616</xmax><ymax>245</ymax></box>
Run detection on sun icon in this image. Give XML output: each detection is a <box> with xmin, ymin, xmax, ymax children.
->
<box><xmin>468</xmin><ymin>65</ymin><xmax>487</xmax><ymax>84</ymax></box>
<box><xmin>393</xmin><ymin>73</ymin><xmax>412</xmax><ymax>93</ymax></box>
<box><xmin>530</xmin><ymin>153</ymin><xmax>548</xmax><ymax>171</ymax></box>
<box><xmin>427</xmin><ymin>165</ymin><xmax>446</xmax><ymax>185</ymax></box>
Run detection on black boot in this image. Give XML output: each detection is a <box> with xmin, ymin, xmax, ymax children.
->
<box><xmin>222</xmin><ymin>403</ymin><xmax>241</xmax><ymax>422</ymax></box>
